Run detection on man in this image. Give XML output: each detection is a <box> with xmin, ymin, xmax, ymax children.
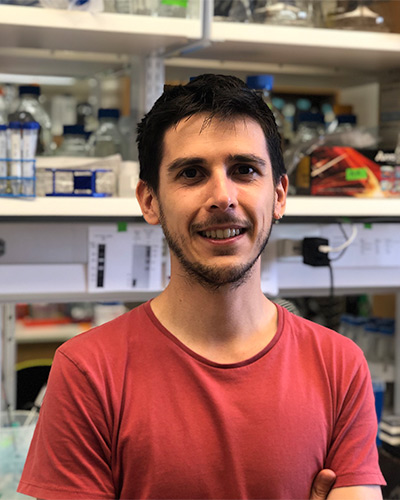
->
<box><xmin>18</xmin><ymin>74</ymin><xmax>384</xmax><ymax>499</ymax></box>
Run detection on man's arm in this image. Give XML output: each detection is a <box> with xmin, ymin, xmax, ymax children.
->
<box><xmin>327</xmin><ymin>485</ymin><xmax>383</xmax><ymax>499</ymax></box>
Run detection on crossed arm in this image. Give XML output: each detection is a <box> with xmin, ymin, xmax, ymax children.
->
<box><xmin>310</xmin><ymin>470</ymin><xmax>383</xmax><ymax>500</ymax></box>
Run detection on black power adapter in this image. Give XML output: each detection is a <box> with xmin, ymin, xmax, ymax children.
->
<box><xmin>302</xmin><ymin>237</ymin><xmax>330</xmax><ymax>267</ymax></box>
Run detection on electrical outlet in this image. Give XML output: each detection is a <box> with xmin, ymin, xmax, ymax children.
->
<box><xmin>302</xmin><ymin>237</ymin><xmax>330</xmax><ymax>267</ymax></box>
<box><xmin>278</xmin><ymin>239</ymin><xmax>303</xmax><ymax>258</ymax></box>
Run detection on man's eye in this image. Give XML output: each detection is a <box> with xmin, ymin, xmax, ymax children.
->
<box><xmin>181</xmin><ymin>168</ymin><xmax>199</xmax><ymax>179</ymax></box>
<box><xmin>237</xmin><ymin>165</ymin><xmax>255</xmax><ymax>175</ymax></box>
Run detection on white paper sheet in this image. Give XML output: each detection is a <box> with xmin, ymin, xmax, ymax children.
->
<box><xmin>88</xmin><ymin>224</ymin><xmax>163</xmax><ymax>292</ymax></box>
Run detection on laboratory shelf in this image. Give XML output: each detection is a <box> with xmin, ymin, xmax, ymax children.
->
<box><xmin>1</xmin><ymin>196</ymin><xmax>400</xmax><ymax>222</ymax></box>
<box><xmin>0</xmin><ymin>197</ymin><xmax>143</xmax><ymax>221</ymax></box>
<box><xmin>203</xmin><ymin>22</ymin><xmax>400</xmax><ymax>73</ymax></box>
<box><xmin>0</xmin><ymin>5</ymin><xmax>201</xmax><ymax>76</ymax></box>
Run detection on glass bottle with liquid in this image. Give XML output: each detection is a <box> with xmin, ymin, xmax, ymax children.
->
<box><xmin>246</xmin><ymin>74</ymin><xmax>285</xmax><ymax>141</ymax></box>
<box><xmin>89</xmin><ymin>108</ymin><xmax>123</xmax><ymax>158</ymax></box>
<box><xmin>56</xmin><ymin>125</ymin><xmax>88</xmax><ymax>157</ymax></box>
<box><xmin>8</xmin><ymin>85</ymin><xmax>53</xmax><ymax>155</ymax></box>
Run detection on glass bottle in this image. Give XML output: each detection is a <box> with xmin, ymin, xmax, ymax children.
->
<box><xmin>253</xmin><ymin>0</ymin><xmax>314</xmax><ymax>27</ymax></box>
<box><xmin>56</xmin><ymin>125</ymin><xmax>88</xmax><ymax>157</ymax></box>
<box><xmin>8</xmin><ymin>85</ymin><xmax>53</xmax><ymax>155</ymax></box>
<box><xmin>214</xmin><ymin>0</ymin><xmax>252</xmax><ymax>22</ymax></box>
<box><xmin>246</xmin><ymin>74</ymin><xmax>285</xmax><ymax>141</ymax></box>
<box><xmin>89</xmin><ymin>108</ymin><xmax>123</xmax><ymax>158</ymax></box>
<box><xmin>157</xmin><ymin>0</ymin><xmax>189</xmax><ymax>18</ymax></box>
<box><xmin>293</xmin><ymin>111</ymin><xmax>325</xmax><ymax>144</ymax></box>
<box><xmin>334</xmin><ymin>113</ymin><xmax>357</xmax><ymax>134</ymax></box>
<box><xmin>325</xmin><ymin>0</ymin><xmax>389</xmax><ymax>32</ymax></box>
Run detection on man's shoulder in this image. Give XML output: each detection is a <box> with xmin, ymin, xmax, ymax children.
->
<box><xmin>279</xmin><ymin>305</ymin><xmax>364</xmax><ymax>359</ymax></box>
<box><xmin>58</xmin><ymin>301</ymin><xmax>151</xmax><ymax>361</ymax></box>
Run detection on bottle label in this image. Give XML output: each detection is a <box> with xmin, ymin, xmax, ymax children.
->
<box><xmin>161</xmin><ymin>0</ymin><xmax>188</xmax><ymax>6</ymax></box>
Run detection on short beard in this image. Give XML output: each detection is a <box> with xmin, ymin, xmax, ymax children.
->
<box><xmin>158</xmin><ymin>202</ymin><xmax>274</xmax><ymax>292</ymax></box>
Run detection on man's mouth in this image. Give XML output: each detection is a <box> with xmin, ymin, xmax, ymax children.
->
<box><xmin>199</xmin><ymin>228</ymin><xmax>246</xmax><ymax>240</ymax></box>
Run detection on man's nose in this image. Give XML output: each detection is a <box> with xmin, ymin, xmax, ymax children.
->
<box><xmin>207</xmin><ymin>173</ymin><xmax>238</xmax><ymax>212</ymax></box>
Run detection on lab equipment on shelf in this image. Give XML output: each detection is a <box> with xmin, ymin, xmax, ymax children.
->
<box><xmin>0</xmin><ymin>120</ymin><xmax>39</xmax><ymax>198</ymax></box>
<box><xmin>44</xmin><ymin>168</ymin><xmax>114</xmax><ymax>197</ymax></box>
<box><xmin>8</xmin><ymin>85</ymin><xmax>53</xmax><ymax>155</ymax></box>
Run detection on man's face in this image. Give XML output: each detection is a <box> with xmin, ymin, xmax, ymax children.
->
<box><xmin>146</xmin><ymin>114</ymin><xmax>287</xmax><ymax>289</ymax></box>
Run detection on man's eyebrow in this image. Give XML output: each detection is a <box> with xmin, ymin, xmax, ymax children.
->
<box><xmin>228</xmin><ymin>154</ymin><xmax>268</xmax><ymax>167</ymax></box>
<box><xmin>166</xmin><ymin>157</ymin><xmax>205</xmax><ymax>174</ymax></box>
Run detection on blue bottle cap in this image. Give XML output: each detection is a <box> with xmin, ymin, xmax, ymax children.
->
<box><xmin>19</xmin><ymin>85</ymin><xmax>41</xmax><ymax>96</ymax></box>
<box><xmin>0</xmin><ymin>124</ymin><xmax>7</xmax><ymax>131</ymax></box>
<box><xmin>298</xmin><ymin>111</ymin><xmax>325</xmax><ymax>124</ymax></box>
<box><xmin>63</xmin><ymin>124</ymin><xmax>86</xmax><ymax>135</ymax></box>
<box><xmin>22</xmin><ymin>121</ymin><xmax>40</xmax><ymax>130</ymax></box>
<box><xmin>8</xmin><ymin>121</ymin><xmax>22</xmax><ymax>129</ymax></box>
<box><xmin>337</xmin><ymin>114</ymin><xmax>357</xmax><ymax>125</ymax></box>
<box><xmin>98</xmin><ymin>108</ymin><xmax>120</xmax><ymax>119</ymax></box>
<box><xmin>246</xmin><ymin>75</ymin><xmax>274</xmax><ymax>91</ymax></box>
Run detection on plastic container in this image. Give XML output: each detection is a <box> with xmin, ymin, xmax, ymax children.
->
<box><xmin>56</xmin><ymin>125</ymin><xmax>88</xmax><ymax>157</ymax></box>
<box><xmin>0</xmin><ymin>410</ymin><xmax>38</xmax><ymax>500</ymax></box>
<box><xmin>88</xmin><ymin>108</ymin><xmax>123</xmax><ymax>158</ymax></box>
<box><xmin>8</xmin><ymin>85</ymin><xmax>52</xmax><ymax>155</ymax></box>
<box><xmin>45</xmin><ymin>168</ymin><xmax>114</xmax><ymax>197</ymax></box>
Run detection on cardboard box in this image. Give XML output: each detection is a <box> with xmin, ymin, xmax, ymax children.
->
<box><xmin>303</xmin><ymin>146</ymin><xmax>400</xmax><ymax>197</ymax></box>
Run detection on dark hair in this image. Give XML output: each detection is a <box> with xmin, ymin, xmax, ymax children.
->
<box><xmin>137</xmin><ymin>74</ymin><xmax>286</xmax><ymax>193</ymax></box>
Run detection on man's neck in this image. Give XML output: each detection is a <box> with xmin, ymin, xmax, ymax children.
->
<box><xmin>150</xmin><ymin>268</ymin><xmax>278</xmax><ymax>364</ymax></box>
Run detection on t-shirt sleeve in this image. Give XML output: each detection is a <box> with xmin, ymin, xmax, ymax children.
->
<box><xmin>18</xmin><ymin>348</ymin><xmax>116</xmax><ymax>500</ymax></box>
<box><xmin>325</xmin><ymin>355</ymin><xmax>386</xmax><ymax>488</ymax></box>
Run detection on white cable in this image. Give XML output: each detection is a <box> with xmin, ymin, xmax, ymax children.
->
<box><xmin>318</xmin><ymin>225</ymin><xmax>358</xmax><ymax>254</ymax></box>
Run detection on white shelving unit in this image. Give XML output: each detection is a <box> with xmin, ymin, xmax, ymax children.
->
<box><xmin>1</xmin><ymin>3</ymin><xmax>400</xmax><ymax>414</ymax></box>
<box><xmin>1</xmin><ymin>195</ymin><xmax>400</xmax><ymax>219</ymax></box>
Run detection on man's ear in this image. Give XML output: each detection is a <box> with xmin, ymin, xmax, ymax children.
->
<box><xmin>136</xmin><ymin>180</ymin><xmax>160</xmax><ymax>225</ymax></box>
<box><xmin>273</xmin><ymin>174</ymin><xmax>288</xmax><ymax>220</ymax></box>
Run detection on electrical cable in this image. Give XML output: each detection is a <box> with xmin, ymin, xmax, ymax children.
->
<box><xmin>330</xmin><ymin>223</ymin><xmax>351</xmax><ymax>262</ymax></box>
<box><xmin>318</xmin><ymin>224</ymin><xmax>358</xmax><ymax>254</ymax></box>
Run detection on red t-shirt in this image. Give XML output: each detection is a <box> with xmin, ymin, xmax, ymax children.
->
<box><xmin>18</xmin><ymin>302</ymin><xmax>385</xmax><ymax>499</ymax></box>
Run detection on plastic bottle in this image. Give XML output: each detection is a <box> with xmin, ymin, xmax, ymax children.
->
<box><xmin>246</xmin><ymin>75</ymin><xmax>285</xmax><ymax>140</ymax></box>
<box><xmin>253</xmin><ymin>0</ymin><xmax>314</xmax><ymax>27</ymax></box>
<box><xmin>8</xmin><ymin>85</ymin><xmax>53</xmax><ymax>155</ymax></box>
<box><xmin>88</xmin><ymin>108</ymin><xmax>123</xmax><ymax>158</ymax></box>
<box><xmin>56</xmin><ymin>125</ymin><xmax>88</xmax><ymax>157</ymax></box>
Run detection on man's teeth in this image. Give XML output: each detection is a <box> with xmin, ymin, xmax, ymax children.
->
<box><xmin>202</xmin><ymin>228</ymin><xmax>242</xmax><ymax>239</ymax></box>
